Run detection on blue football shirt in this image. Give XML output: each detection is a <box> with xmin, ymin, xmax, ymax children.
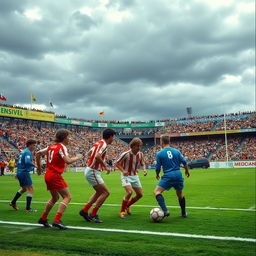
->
<box><xmin>155</xmin><ymin>147</ymin><xmax>187</xmax><ymax>175</ymax></box>
<box><xmin>17</xmin><ymin>148</ymin><xmax>35</xmax><ymax>174</ymax></box>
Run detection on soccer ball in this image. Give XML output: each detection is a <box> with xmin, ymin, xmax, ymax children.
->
<box><xmin>150</xmin><ymin>208</ymin><xmax>164</xmax><ymax>222</ymax></box>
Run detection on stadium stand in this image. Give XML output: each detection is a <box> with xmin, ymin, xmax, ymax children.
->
<box><xmin>0</xmin><ymin>109</ymin><xmax>255</xmax><ymax>170</ymax></box>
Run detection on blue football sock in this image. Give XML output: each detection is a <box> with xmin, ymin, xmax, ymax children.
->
<box><xmin>11</xmin><ymin>191</ymin><xmax>23</xmax><ymax>204</ymax></box>
<box><xmin>26</xmin><ymin>194</ymin><xmax>32</xmax><ymax>210</ymax></box>
<box><xmin>155</xmin><ymin>194</ymin><xmax>167</xmax><ymax>212</ymax></box>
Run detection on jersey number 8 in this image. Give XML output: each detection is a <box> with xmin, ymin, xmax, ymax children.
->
<box><xmin>167</xmin><ymin>151</ymin><xmax>173</xmax><ymax>159</ymax></box>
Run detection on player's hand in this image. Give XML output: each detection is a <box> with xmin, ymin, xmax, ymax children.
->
<box><xmin>156</xmin><ymin>175</ymin><xmax>160</xmax><ymax>180</ymax></box>
<box><xmin>123</xmin><ymin>170</ymin><xmax>129</xmax><ymax>176</ymax></box>
<box><xmin>37</xmin><ymin>168</ymin><xmax>42</xmax><ymax>175</ymax></box>
<box><xmin>106</xmin><ymin>167</ymin><xmax>111</xmax><ymax>175</ymax></box>
<box><xmin>185</xmin><ymin>170</ymin><xmax>190</xmax><ymax>178</ymax></box>
<box><xmin>143</xmin><ymin>170</ymin><xmax>147</xmax><ymax>176</ymax></box>
<box><xmin>76</xmin><ymin>154</ymin><xmax>83</xmax><ymax>160</ymax></box>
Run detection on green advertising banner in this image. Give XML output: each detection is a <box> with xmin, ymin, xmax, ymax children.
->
<box><xmin>54</xmin><ymin>117</ymin><xmax>165</xmax><ymax>128</ymax></box>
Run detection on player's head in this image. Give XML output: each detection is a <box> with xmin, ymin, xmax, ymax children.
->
<box><xmin>26</xmin><ymin>139</ymin><xmax>37</xmax><ymax>151</ymax></box>
<box><xmin>103</xmin><ymin>128</ymin><xmax>116</xmax><ymax>144</ymax></box>
<box><xmin>129</xmin><ymin>137</ymin><xmax>143</xmax><ymax>154</ymax></box>
<box><xmin>160</xmin><ymin>135</ymin><xmax>170</xmax><ymax>148</ymax></box>
<box><xmin>55</xmin><ymin>129</ymin><xmax>71</xmax><ymax>145</ymax></box>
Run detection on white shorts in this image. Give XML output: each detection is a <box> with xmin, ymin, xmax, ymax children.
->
<box><xmin>121</xmin><ymin>174</ymin><xmax>142</xmax><ymax>188</ymax></box>
<box><xmin>84</xmin><ymin>167</ymin><xmax>104</xmax><ymax>187</ymax></box>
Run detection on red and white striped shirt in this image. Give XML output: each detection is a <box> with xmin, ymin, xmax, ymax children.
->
<box><xmin>116</xmin><ymin>150</ymin><xmax>144</xmax><ymax>175</ymax></box>
<box><xmin>87</xmin><ymin>140</ymin><xmax>108</xmax><ymax>171</ymax></box>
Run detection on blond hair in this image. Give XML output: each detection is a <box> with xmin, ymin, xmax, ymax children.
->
<box><xmin>129</xmin><ymin>137</ymin><xmax>143</xmax><ymax>148</ymax></box>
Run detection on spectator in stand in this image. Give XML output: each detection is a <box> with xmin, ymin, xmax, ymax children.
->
<box><xmin>0</xmin><ymin>159</ymin><xmax>7</xmax><ymax>176</ymax></box>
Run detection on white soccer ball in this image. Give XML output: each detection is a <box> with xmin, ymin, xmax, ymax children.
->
<box><xmin>150</xmin><ymin>208</ymin><xmax>164</xmax><ymax>222</ymax></box>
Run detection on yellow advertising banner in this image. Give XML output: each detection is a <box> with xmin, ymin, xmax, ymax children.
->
<box><xmin>187</xmin><ymin>130</ymin><xmax>240</xmax><ymax>136</ymax></box>
<box><xmin>0</xmin><ymin>106</ymin><xmax>54</xmax><ymax>122</ymax></box>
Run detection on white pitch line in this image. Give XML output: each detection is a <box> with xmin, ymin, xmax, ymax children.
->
<box><xmin>0</xmin><ymin>220</ymin><xmax>255</xmax><ymax>243</ymax></box>
<box><xmin>0</xmin><ymin>200</ymin><xmax>255</xmax><ymax>212</ymax></box>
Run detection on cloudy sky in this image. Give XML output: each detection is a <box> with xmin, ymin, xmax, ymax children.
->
<box><xmin>0</xmin><ymin>0</ymin><xmax>255</xmax><ymax>121</ymax></box>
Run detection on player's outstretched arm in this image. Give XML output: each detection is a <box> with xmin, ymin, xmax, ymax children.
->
<box><xmin>63</xmin><ymin>154</ymin><xmax>83</xmax><ymax>164</ymax></box>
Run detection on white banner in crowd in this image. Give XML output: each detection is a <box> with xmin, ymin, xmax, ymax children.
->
<box><xmin>233</xmin><ymin>161</ymin><xmax>256</xmax><ymax>168</ymax></box>
<box><xmin>210</xmin><ymin>161</ymin><xmax>256</xmax><ymax>168</ymax></box>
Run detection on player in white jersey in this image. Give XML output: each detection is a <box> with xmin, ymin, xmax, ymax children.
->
<box><xmin>79</xmin><ymin>128</ymin><xmax>116</xmax><ymax>223</ymax></box>
<box><xmin>115</xmin><ymin>137</ymin><xmax>147</xmax><ymax>219</ymax></box>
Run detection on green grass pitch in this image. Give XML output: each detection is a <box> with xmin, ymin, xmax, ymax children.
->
<box><xmin>0</xmin><ymin>168</ymin><xmax>255</xmax><ymax>256</ymax></box>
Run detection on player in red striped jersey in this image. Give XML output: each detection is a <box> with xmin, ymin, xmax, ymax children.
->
<box><xmin>79</xmin><ymin>128</ymin><xmax>116</xmax><ymax>223</ymax></box>
<box><xmin>36</xmin><ymin>129</ymin><xmax>83</xmax><ymax>229</ymax></box>
<box><xmin>115</xmin><ymin>137</ymin><xmax>147</xmax><ymax>219</ymax></box>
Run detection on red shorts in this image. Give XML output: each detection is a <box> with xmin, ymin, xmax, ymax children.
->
<box><xmin>44</xmin><ymin>171</ymin><xmax>68</xmax><ymax>191</ymax></box>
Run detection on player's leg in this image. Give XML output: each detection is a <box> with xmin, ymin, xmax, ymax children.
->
<box><xmin>80</xmin><ymin>167</ymin><xmax>104</xmax><ymax>221</ymax></box>
<box><xmin>52</xmin><ymin>187</ymin><xmax>71</xmax><ymax>229</ymax></box>
<box><xmin>80</xmin><ymin>190</ymin><xmax>102</xmax><ymax>221</ymax></box>
<box><xmin>120</xmin><ymin>185</ymin><xmax>133</xmax><ymax>218</ymax></box>
<box><xmin>89</xmin><ymin>183</ymin><xmax>110</xmax><ymax>223</ymax></box>
<box><xmin>9</xmin><ymin>186</ymin><xmax>26</xmax><ymax>210</ymax></box>
<box><xmin>153</xmin><ymin>186</ymin><xmax>169</xmax><ymax>216</ymax></box>
<box><xmin>10</xmin><ymin>172</ymin><xmax>30</xmax><ymax>210</ymax></box>
<box><xmin>24</xmin><ymin>185</ymin><xmax>37</xmax><ymax>212</ymax></box>
<box><xmin>39</xmin><ymin>190</ymin><xmax>59</xmax><ymax>227</ymax></box>
<box><xmin>176</xmin><ymin>190</ymin><xmax>187</xmax><ymax>217</ymax></box>
<box><xmin>126</xmin><ymin>186</ymin><xmax>143</xmax><ymax>215</ymax></box>
<box><xmin>126</xmin><ymin>176</ymin><xmax>143</xmax><ymax>213</ymax></box>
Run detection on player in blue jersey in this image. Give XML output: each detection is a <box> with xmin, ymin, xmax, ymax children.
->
<box><xmin>154</xmin><ymin>135</ymin><xmax>190</xmax><ymax>218</ymax></box>
<box><xmin>9</xmin><ymin>139</ymin><xmax>38</xmax><ymax>212</ymax></box>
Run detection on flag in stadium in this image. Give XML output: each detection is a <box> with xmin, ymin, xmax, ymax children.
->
<box><xmin>99</xmin><ymin>112</ymin><xmax>105</xmax><ymax>116</ymax></box>
<box><xmin>49</xmin><ymin>100</ymin><xmax>53</xmax><ymax>107</ymax></box>
<box><xmin>31</xmin><ymin>94</ymin><xmax>37</xmax><ymax>104</ymax></box>
<box><xmin>0</xmin><ymin>94</ymin><xmax>7</xmax><ymax>101</ymax></box>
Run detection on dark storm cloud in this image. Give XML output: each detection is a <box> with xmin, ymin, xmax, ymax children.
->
<box><xmin>0</xmin><ymin>0</ymin><xmax>254</xmax><ymax>121</ymax></box>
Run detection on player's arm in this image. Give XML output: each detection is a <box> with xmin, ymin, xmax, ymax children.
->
<box><xmin>36</xmin><ymin>148</ymin><xmax>47</xmax><ymax>175</ymax></box>
<box><xmin>184</xmin><ymin>163</ymin><xmax>190</xmax><ymax>177</ymax></box>
<box><xmin>140</xmin><ymin>153</ymin><xmax>147</xmax><ymax>176</ymax></box>
<box><xmin>63</xmin><ymin>154</ymin><xmax>83</xmax><ymax>164</ymax></box>
<box><xmin>115</xmin><ymin>160</ymin><xmax>128</xmax><ymax>176</ymax></box>
<box><xmin>155</xmin><ymin>153</ymin><xmax>161</xmax><ymax>180</ymax></box>
<box><xmin>95</xmin><ymin>153</ymin><xmax>110</xmax><ymax>174</ymax></box>
<box><xmin>87</xmin><ymin>148</ymin><xmax>92</xmax><ymax>158</ymax></box>
<box><xmin>179</xmin><ymin>153</ymin><xmax>190</xmax><ymax>178</ymax></box>
<box><xmin>115</xmin><ymin>152</ymin><xmax>128</xmax><ymax>176</ymax></box>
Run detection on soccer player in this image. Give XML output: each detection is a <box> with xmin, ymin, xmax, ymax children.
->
<box><xmin>115</xmin><ymin>137</ymin><xmax>147</xmax><ymax>219</ymax></box>
<box><xmin>9</xmin><ymin>139</ymin><xmax>37</xmax><ymax>212</ymax></box>
<box><xmin>79</xmin><ymin>128</ymin><xmax>116</xmax><ymax>223</ymax></box>
<box><xmin>36</xmin><ymin>129</ymin><xmax>83</xmax><ymax>229</ymax></box>
<box><xmin>154</xmin><ymin>135</ymin><xmax>190</xmax><ymax>218</ymax></box>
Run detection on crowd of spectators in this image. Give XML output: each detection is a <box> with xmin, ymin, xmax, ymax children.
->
<box><xmin>0</xmin><ymin>119</ymin><xmax>255</xmax><ymax>171</ymax></box>
<box><xmin>158</xmin><ymin>113</ymin><xmax>255</xmax><ymax>135</ymax></box>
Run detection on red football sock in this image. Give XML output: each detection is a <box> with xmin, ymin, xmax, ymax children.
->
<box><xmin>83</xmin><ymin>202</ymin><xmax>92</xmax><ymax>213</ymax></box>
<box><xmin>121</xmin><ymin>200</ymin><xmax>128</xmax><ymax>212</ymax></box>
<box><xmin>127</xmin><ymin>197</ymin><xmax>138</xmax><ymax>207</ymax></box>
<box><xmin>54</xmin><ymin>212</ymin><xmax>63</xmax><ymax>222</ymax></box>
<box><xmin>41</xmin><ymin>211</ymin><xmax>48</xmax><ymax>221</ymax></box>
<box><xmin>90</xmin><ymin>206</ymin><xmax>99</xmax><ymax>216</ymax></box>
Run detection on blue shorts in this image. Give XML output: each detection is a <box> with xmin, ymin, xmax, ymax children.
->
<box><xmin>17</xmin><ymin>172</ymin><xmax>32</xmax><ymax>187</ymax></box>
<box><xmin>157</xmin><ymin>170</ymin><xmax>184</xmax><ymax>191</ymax></box>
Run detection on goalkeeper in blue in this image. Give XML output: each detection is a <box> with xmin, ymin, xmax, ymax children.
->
<box><xmin>154</xmin><ymin>135</ymin><xmax>190</xmax><ymax>218</ymax></box>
